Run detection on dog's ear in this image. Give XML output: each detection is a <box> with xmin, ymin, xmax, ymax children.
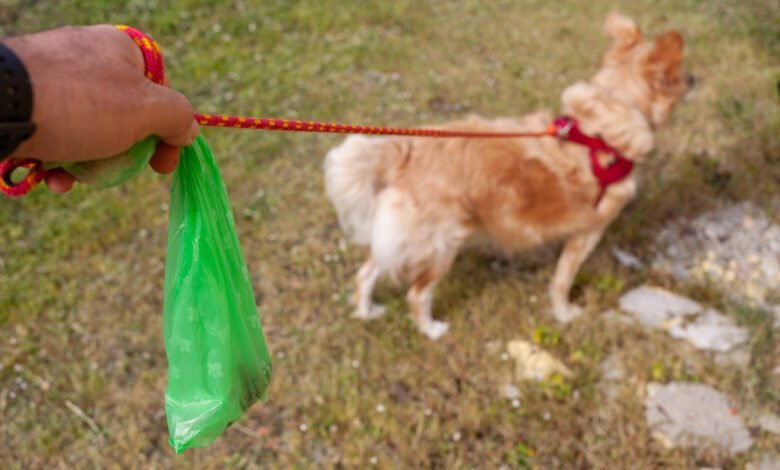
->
<box><xmin>644</xmin><ymin>31</ymin><xmax>685</xmax><ymax>85</ymax></box>
<box><xmin>650</xmin><ymin>31</ymin><xmax>684</xmax><ymax>66</ymax></box>
<box><xmin>604</xmin><ymin>12</ymin><xmax>642</xmax><ymax>49</ymax></box>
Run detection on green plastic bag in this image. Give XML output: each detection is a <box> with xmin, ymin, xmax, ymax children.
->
<box><xmin>47</xmin><ymin>136</ymin><xmax>158</xmax><ymax>188</ymax></box>
<box><xmin>50</xmin><ymin>133</ymin><xmax>271</xmax><ymax>452</ymax></box>
<box><xmin>163</xmin><ymin>134</ymin><xmax>272</xmax><ymax>453</ymax></box>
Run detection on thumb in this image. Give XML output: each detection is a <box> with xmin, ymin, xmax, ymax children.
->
<box><xmin>140</xmin><ymin>81</ymin><xmax>199</xmax><ymax>147</ymax></box>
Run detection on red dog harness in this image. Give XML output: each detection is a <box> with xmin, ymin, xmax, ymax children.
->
<box><xmin>551</xmin><ymin>116</ymin><xmax>634</xmax><ymax>204</ymax></box>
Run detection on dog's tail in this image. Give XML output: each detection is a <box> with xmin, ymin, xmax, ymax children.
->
<box><xmin>324</xmin><ymin>135</ymin><xmax>402</xmax><ymax>245</ymax></box>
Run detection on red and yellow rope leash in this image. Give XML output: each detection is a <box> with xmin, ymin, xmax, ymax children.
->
<box><xmin>192</xmin><ymin>114</ymin><xmax>556</xmax><ymax>139</ymax></box>
<box><xmin>0</xmin><ymin>26</ymin><xmax>557</xmax><ymax>198</ymax></box>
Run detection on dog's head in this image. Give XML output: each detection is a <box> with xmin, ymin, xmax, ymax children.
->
<box><xmin>592</xmin><ymin>12</ymin><xmax>692</xmax><ymax>127</ymax></box>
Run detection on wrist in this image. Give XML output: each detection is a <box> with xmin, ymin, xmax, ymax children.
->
<box><xmin>0</xmin><ymin>40</ymin><xmax>35</xmax><ymax>160</ymax></box>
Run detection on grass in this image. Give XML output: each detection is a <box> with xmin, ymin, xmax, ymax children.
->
<box><xmin>1</xmin><ymin>0</ymin><xmax>779</xmax><ymax>468</ymax></box>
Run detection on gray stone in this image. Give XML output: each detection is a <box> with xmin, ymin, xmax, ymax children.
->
<box><xmin>667</xmin><ymin>309</ymin><xmax>749</xmax><ymax>353</ymax></box>
<box><xmin>612</xmin><ymin>245</ymin><xmax>644</xmax><ymax>269</ymax></box>
<box><xmin>745</xmin><ymin>454</ymin><xmax>780</xmax><ymax>470</ymax></box>
<box><xmin>714</xmin><ymin>346</ymin><xmax>752</xmax><ymax>368</ymax></box>
<box><xmin>645</xmin><ymin>382</ymin><xmax>753</xmax><ymax>455</ymax></box>
<box><xmin>619</xmin><ymin>286</ymin><xmax>701</xmax><ymax>328</ymax></box>
<box><xmin>757</xmin><ymin>412</ymin><xmax>780</xmax><ymax>435</ymax></box>
<box><xmin>653</xmin><ymin>202</ymin><xmax>780</xmax><ymax>324</ymax></box>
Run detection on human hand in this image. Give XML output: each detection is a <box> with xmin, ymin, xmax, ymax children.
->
<box><xmin>3</xmin><ymin>25</ymin><xmax>198</xmax><ymax>193</ymax></box>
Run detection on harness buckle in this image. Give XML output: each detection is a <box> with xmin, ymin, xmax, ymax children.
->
<box><xmin>555</xmin><ymin>119</ymin><xmax>574</xmax><ymax>139</ymax></box>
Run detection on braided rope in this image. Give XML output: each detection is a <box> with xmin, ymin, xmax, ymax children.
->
<box><xmin>193</xmin><ymin>113</ymin><xmax>556</xmax><ymax>139</ymax></box>
<box><xmin>0</xmin><ymin>158</ymin><xmax>46</xmax><ymax>197</ymax></box>
<box><xmin>116</xmin><ymin>25</ymin><xmax>165</xmax><ymax>85</ymax></box>
<box><xmin>0</xmin><ymin>26</ymin><xmax>556</xmax><ymax>198</ymax></box>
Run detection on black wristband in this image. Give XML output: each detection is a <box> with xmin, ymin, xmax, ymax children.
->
<box><xmin>0</xmin><ymin>42</ymin><xmax>35</xmax><ymax>159</ymax></box>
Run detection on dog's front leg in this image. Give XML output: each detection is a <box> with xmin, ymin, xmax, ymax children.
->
<box><xmin>548</xmin><ymin>180</ymin><xmax>635</xmax><ymax>322</ymax></box>
<box><xmin>549</xmin><ymin>230</ymin><xmax>605</xmax><ymax>322</ymax></box>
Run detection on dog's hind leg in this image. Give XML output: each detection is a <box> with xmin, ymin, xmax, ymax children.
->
<box><xmin>352</xmin><ymin>257</ymin><xmax>386</xmax><ymax>320</ymax></box>
<box><xmin>406</xmin><ymin>267</ymin><xmax>452</xmax><ymax>341</ymax></box>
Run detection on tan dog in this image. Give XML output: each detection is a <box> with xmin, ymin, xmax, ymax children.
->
<box><xmin>324</xmin><ymin>13</ymin><xmax>691</xmax><ymax>340</ymax></box>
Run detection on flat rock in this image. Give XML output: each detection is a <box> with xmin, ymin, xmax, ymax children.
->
<box><xmin>667</xmin><ymin>309</ymin><xmax>749</xmax><ymax>353</ymax></box>
<box><xmin>746</xmin><ymin>454</ymin><xmax>780</xmax><ymax>470</ymax></box>
<box><xmin>653</xmin><ymin>202</ymin><xmax>780</xmax><ymax>325</ymax></box>
<box><xmin>619</xmin><ymin>286</ymin><xmax>701</xmax><ymax>328</ymax></box>
<box><xmin>506</xmin><ymin>340</ymin><xmax>572</xmax><ymax>381</ymax></box>
<box><xmin>714</xmin><ymin>346</ymin><xmax>752</xmax><ymax>368</ymax></box>
<box><xmin>612</xmin><ymin>245</ymin><xmax>644</xmax><ymax>269</ymax></box>
<box><xmin>619</xmin><ymin>286</ymin><xmax>749</xmax><ymax>353</ymax></box>
<box><xmin>757</xmin><ymin>412</ymin><xmax>780</xmax><ymax>435</ymax></box>
<box><xmin>645</xmin><ymin>382</ymin><xmax>752</xmax><ymax>455</ymax></box>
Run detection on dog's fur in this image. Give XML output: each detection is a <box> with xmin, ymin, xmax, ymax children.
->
<box><xmin>324</xmin><ymin>13</ymin><xmax>690</xmax><ymax>339</ymax></box>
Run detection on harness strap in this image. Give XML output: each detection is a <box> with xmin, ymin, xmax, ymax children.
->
<box><xmin>552</xmin><ymin>116</ymin><xmax>634</xmax><ymax>204</ymax></box>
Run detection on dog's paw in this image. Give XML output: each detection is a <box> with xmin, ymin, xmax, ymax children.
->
<box><xmin>552</xmin><ymin>303</ymin><xmax>584</xmax><ymax>323</ymax></box>
<box><xmin>352</xmin><ymin>304</ymin><xmax>387</xmax><ymax>320</ymax></box>
<box><xmin>420</xmin><ymin>320</ymin><xmax>450</xmax><ymax>340</ymax></box>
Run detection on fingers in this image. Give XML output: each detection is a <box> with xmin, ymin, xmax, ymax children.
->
<box><xmin>44</xmin><ymin>168</ymin><xmax>76</xmax><ymax>193</ymax></box>
<box><xmin>140</xmin><ymin>81</ymin><xmax>200</xmax><ymax>147</ymax></box>
<box><xmin>44</xmin><ymin>142</ymin><xmax>179</xmax><ymax>194</ymax></box>
<box><xmin>149</xmin><ymin>142</ymin><xmax>181</xmax><ymax>174</ymax></box>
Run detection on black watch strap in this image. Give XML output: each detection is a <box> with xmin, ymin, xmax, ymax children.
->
<box><xmin>0</xmin><ymin>42</ymin><xmax>35</xmax><ymax>159</ymax></box>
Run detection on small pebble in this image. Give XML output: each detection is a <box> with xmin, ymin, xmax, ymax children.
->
<box><xmin>452</xmin><ymin>431</ymin><xmax>462</xmax><ymax>442</ymax></box>
<box><xmin>502</xmin><ymin>383</ymin><xmax>520</xmax><ymax>400</ymax></box>
<box><xmin>299</xmin><ymin>423</ymin><xmax>308</xmax><ymax>432</ymax></box>
<box><xmin>376</xmin><ymin>404</ymin><xmax>385</xmax><ymax>413</ymax></box>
